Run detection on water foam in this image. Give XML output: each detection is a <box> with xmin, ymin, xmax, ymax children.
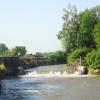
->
<box><xmin>22</xmin><ymin>89</ymin><xmax>39</xmax><ymax>93</ymax></box>
<box><xmin>23</xmin><ymin>71</ymin><xmax>92</xmax><ymax>78</ymax></box>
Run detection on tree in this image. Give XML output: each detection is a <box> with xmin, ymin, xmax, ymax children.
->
<box><xmin>43</xmin><ymin>51</ymin><xmax>66</xmax><ymax>64</ymax></box>
<box><xmin>79</xmin><ymin>9</ymin><xmax>97</xmax><ymax>48</ymax></box>
<box><xmin>54</xmin><ymin>51</ymin><xmax>66</xmax><ymax>63</ymax></box>
<box><xmin>93</xmin><ymin>23</ymin><xmax>100</xmax><ymax>49</ymax></box>
<box><xmin>11</xmin><ymin>46</ymin><xmax>27</xmax><ymax>57</ymax></box>
<box><xmin>0</xmin><ymin>43</ymin><xmax>8</xmax><ymax>55</ymax></box>
<box><xmin>57</xmin><ymin>4</ymin><xmax>79</xmax><ymax>53</ymax></box>
<box><xmin>57</xmin><ymin>5</ymin><xmax>100</xmax><ymax>53</ymax></box>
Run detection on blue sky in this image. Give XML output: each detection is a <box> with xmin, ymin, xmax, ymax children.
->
<box><xmin>0</xmin><ymin>0</ymin><xmax>100</xmax><ymax>53</ymax></box>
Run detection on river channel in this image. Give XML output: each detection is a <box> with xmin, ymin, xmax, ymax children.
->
<box><xmin>0</xmin><ymin>65</ymin><xmax>100</xmax><ymax>100</ymax></box>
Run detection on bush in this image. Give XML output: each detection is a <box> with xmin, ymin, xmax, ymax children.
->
<box><xmin>85</xmin><ymin>50</ymin><xmax>100</xmax><ymax>69</ymax></box>
<box><xmin>67</xmin><ymin>48</ymin><xmax>88</xmax><ymax>64</ymax></box>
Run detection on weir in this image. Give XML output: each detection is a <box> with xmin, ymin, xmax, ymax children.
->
<box><xmin>24</xmin><ymin>70</ymin><xmax>92</xmax><ymax>78</ymax></box>
<box><xmin>23</xmin><ymin>65</ymin><xmax>91</xmax><ymax>78</ymax></box>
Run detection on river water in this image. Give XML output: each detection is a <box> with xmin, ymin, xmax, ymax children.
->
<box><xmin>0</xmin><ymin>65</ymin><xmax>100</xmax><ymax>100</ymax></box>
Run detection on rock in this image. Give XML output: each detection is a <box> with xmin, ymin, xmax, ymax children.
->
<box><xmin>81</xmin><ymin>67</ymin><xmax>88</xmax><ymax>74</ymax></box>
<box><xmin>18</xmin><ymin>66</ymin><xmax>25</xmax><ymax>75</ymax></box>
<box><xmin>77</xmin><ymin>66</ymin><xmax>88</xmax><ymax>75</ymax></box>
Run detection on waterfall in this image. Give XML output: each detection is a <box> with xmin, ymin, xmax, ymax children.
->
<box><xmin>21</xmin><ymin>65</ymin><xmax>92</xmax><ymax>78</ymax></box>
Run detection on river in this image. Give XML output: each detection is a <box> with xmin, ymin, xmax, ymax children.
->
<box><xmin>0</xmin><ymin>65</ymin><xmax>100</xmax><ymax>100</ymax></box>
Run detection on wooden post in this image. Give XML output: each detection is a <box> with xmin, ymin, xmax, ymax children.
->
<box><xmin>80</xmin><ymin>56</ymin><xmax>82</xmax><ymax>66</ymax></box>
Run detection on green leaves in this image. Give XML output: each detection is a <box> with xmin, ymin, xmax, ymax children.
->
<box><xmin>43</xmin><ymin>51</ymin><xmax>66</xmax><ymax>64</ymax></box>
<box><xmin>0</xmin><ymin>44</ymin><xmax>27</xmax><ymax>57</ymax></box>
<box><xmin>57</xmin><ymin>5</ymin><xmax>100</xmax><ymax>53</ymax></box>
<box><xmin>85</xmin><ymin>50</ymin><xmax>100</xmax><ymax>69</ymax></box>
<box><xmin>11</xmin><ymin>46</ymin><xmax>27</xmax><ymax>57</ymax></box>
<box><xmin>57</xmin><ymin>4</ymin><xmax>79</xmax><ymax>53</ymax></box>
<box><xmin>67</xmin><ymin>48</ymin><xmax>88</xmax><ymax>64</ymax></box>
<box><xmin>79</xmin><ymin>10</ymin><xmax>97</xmax><ymax>48</ymax></box>
<box><xmin>93</xmin><ymin>23</ymin><xmax>100</xmax><ymax>49</ymax></box>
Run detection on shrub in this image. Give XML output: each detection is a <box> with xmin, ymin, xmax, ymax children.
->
<box><xmin>67</xmin><ymin>48</ymin><xmax>88</xmax><ymax>64</ymax></box>
<box><xmin>85</xmin><ymin>50</ymin><xmax>100</xmax><ymax>69</ymax></box>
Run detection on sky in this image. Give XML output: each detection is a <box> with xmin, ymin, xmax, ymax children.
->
<box><xmin>0</xmin><ymin>0</ymin><xmax>100</xmax><ymax>53</ymax></box>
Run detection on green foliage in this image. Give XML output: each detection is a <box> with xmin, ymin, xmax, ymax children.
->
<box><xmin>91</xmin><ymin>6</ymin><xmax>100</xmax><ymax>22</ymax></box>
<box><xmin>1</xmin><ymin>51</ymin><xmax>12</xmax><ymax>57</ymax></box>
<box><xmin>0</xmin><ymin>43</ymin><xmax>8</xmax><ymax>56</ymax></box>
<box><xmin>43</xmin><ymin>52</ymin><xmax>56</xmax><ymax>63</ymax></box>
<box><xmin>57</xmin><ymin>5</ymin><xmax>100</xmax><ymax>53</ymax></box>
<box><xmin>79</xmin><ymin>9</ymin><xmax>97</xmax><ymax>48</ymax></box>
<box><xmin>0</xmin><ymin>46</ymin><xmax>27</xmax><ymax>57</ymax></box>
<box><xmin>57</xmin><ymin>4</ymin><xmax>79</xmax><ymax>52</ymax></box>
<box><xmin>67</xmin><ymin>48</ymin><xmax>88</xmax><ymax>64</ymax></box>
<box><xmin>43</xmin><ymin>51</ymin><xmax>67</xmax><ymax>64</ymax></box>
<box><xmin>93</xmin><ymin>23</ymin><xmax>100</xmax><ymax>49</ymax></box>
<box><xmin>10</xmin><ymin>46</ymin><xmax>27</xmax><ymax>57</ymax></box>
<box><xmin>57</xmin><ymin>4</ymin><xmax>100</xmax><ymax>71</ymax></box>
<box><xmin>85</xmin><ymin>50</ymin><xmax>100</xmax><ymax>69</ymax></box>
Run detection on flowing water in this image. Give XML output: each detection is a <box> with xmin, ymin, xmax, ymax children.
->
<box><xmin>0</xmin><ymin>65</ymin><xmax>100</xmax><ymax>100</ymax></box>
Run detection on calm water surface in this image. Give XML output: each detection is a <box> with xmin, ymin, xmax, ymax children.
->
<box><xmin>0</xmin><ymin>65</ymin><xmax>100</xmax><ymax>100</ymax></box>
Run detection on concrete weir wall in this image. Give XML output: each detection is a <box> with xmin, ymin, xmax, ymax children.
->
<box><xmin>0</xmin><ymin>57</ymin><xmax>20</xmax><ymax>75</ymax></box>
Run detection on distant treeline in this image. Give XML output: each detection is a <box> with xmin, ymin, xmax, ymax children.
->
<box><xmin>0</xmin><ymin>43</ymin><xmax>66</xmax><ymax>65</ymax></box>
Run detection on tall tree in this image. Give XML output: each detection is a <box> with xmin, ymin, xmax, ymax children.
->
<box><xmin>57</xmin><ymin>4</ymin><xmax>79</xmax><ymax>53</ymax></box>
<box><xmin>79</xmin><ymin>9</ymin><xmax>97</xmax><ymax>48</ymax></box>
<box><xmin>92</xmin><ymin>6</ymin><xmax>100</xmax><ymax>49</ymax></box>
<box><xmin>57</xmin><ymin>5</ymin><xmax>100</xmax><ymax>53</ymax></box>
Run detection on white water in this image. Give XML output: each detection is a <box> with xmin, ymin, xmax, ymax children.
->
<box><xmin>23</xmin><ymin>71</ymin><xmax>93</xmax><ymax>78</ymax></box>
<box><xmin>21</xmin><ymin>65</ymin><xmax>95</xmax><ymax>78</ymax></box>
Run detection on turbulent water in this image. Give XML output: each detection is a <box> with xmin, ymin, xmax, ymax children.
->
<box><xmin>0</xmin><ymin>65</ymin><xmax>100</xmax><ymax>100</ymax></box>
